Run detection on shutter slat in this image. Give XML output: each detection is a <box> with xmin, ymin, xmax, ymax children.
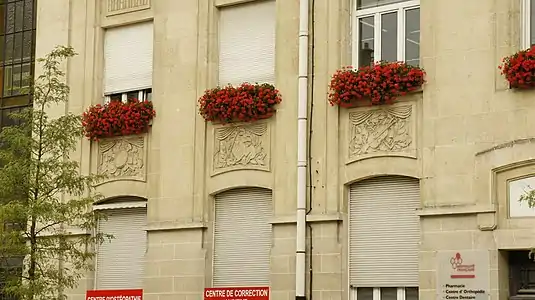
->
<box><xmin>218</xmin><ymin>1</ymin><xmax>276</xmax><ymax>86</ymax></box>
<box><xmin>213</xmin><ymin>188</ymin><xmax>272</xmax><ymax>287</ymax></box>
<box><xmin>97</xmin><ymin>207</ymin><xmax>147</xmax><ymax>290</ymax></box>
<box><xmin>349</xmin><ymin>176</ymin><xmax>420</xmax><ymax>287</ymax></box>
<box><xmin>104</xmin><ymin>22</ymin><xmax>153</xmax><ymax>94</ymax></box>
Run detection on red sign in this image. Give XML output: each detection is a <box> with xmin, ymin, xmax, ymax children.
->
<box><xmin>86</xmin><ymin>289</ymin><xmax>143</xmax><ymax>300</ymax></box>
<box><xmin>204</xmin><ymin>287</ymin><xmax>270</xmax><ymax>300</ymax></box>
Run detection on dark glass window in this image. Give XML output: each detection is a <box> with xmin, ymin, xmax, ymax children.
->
<box><xmin>0</xmin><ymin>1</ymin><xmax>35</xmax><ymax>299</ymax></box>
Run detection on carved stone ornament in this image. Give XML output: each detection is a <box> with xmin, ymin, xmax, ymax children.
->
<box><xmin>348</xmin><ymin>104</ymin><xmax>415</xmax><ymax>162</ymax></box>
<box><xmin>212</xmin><ymin>122</ymin><xmax>270</xmax><ymax>175</ymax></box>
<box><xmin>97</xmin><ymin>135</ymin><xmax>146</xmax><ymax>182</ymax></box>
<box><xmin>106</xmin><ymin>0</ymin><xmax>150</xmax><ymax>16</ymax></box>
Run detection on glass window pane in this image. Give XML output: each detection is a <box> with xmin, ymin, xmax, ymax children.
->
<box><xmin>126</xmin><ymin>91</ymin><xmax>139</xmax><ymax>102</ymax></box>
<box><xmin>23</xmin><ymin>0</ymin><xmax>32</xmax><ymax>30</ymax></box>
<box><xmin>381</xmin><ymin>12</ymin><xmax>397</xmax><ymax>62</ymax></box>
<box><xmin>3</xmin><ymin>65</ymin><xmax>11</xmax><ymax>97</ymax></box>
<box><xmin>357</xmin><ymin>0</ymin><xmax>409</xmax><ymax>10</ymax></box>
<box><xmin>405</xmin><ymin>8</ymin><xmax>420</xmax><ymax>66</ymax></box>
<box><xmin>22</xmin><ymin>30</ymin><xmax>31</xmax><ymax>61</ymax></box>
<box><xmin>406</xmin><ymin>287</ymin><xmax>419</xmax><ymax>300</ymax></box>
<box><xmin>14</xmin><ymin>0</ymin><xmax>21</xmax><ymax>32</ymax></box>
<box><xmin>531</xmin><ymin>0</ymin><xmax>535</xmax><ymax>46</ymax></box>
<box><xmin>358</xmin><ymin>16</ymin><xmax>374</xmax><ymax>67</ymax></box>
<box><xmin>5</xmin><ymin>2</ymin><xmax>14</xmax><ymax>34</ymax></box>
<box><xmin>109</xmin><ymin>94</ymin><xmax>122</xmax><ymax>103</ymax></box>
<box><xmin>381</xmin><ymin>287</ymin><xmax>397</xmax><ymax>300</ymax></box>
<box><xmin>4</xmin><ymin>33</ymin><xmax>12</xmax><ymax>63</ymax></box>
<box><xmin>356</xmin><ymin>288</ymin><xmax>373</xmax><ymax>300</ymax></box>
<box><xmin>11</xmin><ymin>63</ymin><xmax>20</xmax><ymax>95</ymax></box>
<box><xmin>13</xmin><ymin>31</ymin><xmax>21</xmax><ymax>62</ymax></box>
<box><xmin>0</xmin><ymin>4</ymin><xmax>6</xmax><ymax>35</ymax></box>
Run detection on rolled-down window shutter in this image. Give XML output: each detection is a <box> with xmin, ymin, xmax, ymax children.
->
<box><xmin>218</xmin><ymin>0</ymin><xmax>276</xmax><ymax>86</ymax></box>
<box><xmin>349</xmin><ymin>176</ymin><xmax>420</xmax><ymax>287</ymax></box>
<box><xmin>104</xmin><ymin>22</ymin><xmax>153</xmax><ymax>94</ymax></box>
<box><xmin>96</xmin><ymin>207</ymin><xmax>147</xmax><ymax>290</ymax></box>
<box><xmin>213</xmin><ymin>188</ymin><xmax>272</xmax><ymax>287</ymax></box>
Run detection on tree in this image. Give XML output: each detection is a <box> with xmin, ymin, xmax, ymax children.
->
<box><xmin>0</xmin><ymin>46</ymin><xmax>107</xmax><ymax>300</ymax></box>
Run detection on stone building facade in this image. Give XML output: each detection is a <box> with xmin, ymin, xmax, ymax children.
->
<box><xmin>28</xmin><ymin>0</ymin><xmax>535</xmax><ymax>299</ymax></box>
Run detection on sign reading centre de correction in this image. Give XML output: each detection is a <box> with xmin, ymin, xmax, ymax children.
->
<box><xmin>436</xmin><ymin>251</ymin><xmax>490</xmax><ymax>300</ymax></box>
<box><xmin>204</xmin><ymin>287</ymin><xmax>270</xmax><ymax>300</ymax></box>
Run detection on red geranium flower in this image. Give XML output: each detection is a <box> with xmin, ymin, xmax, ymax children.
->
<box><xmin>82</xmin><ymin>99</ymin><xmax>156</xmax><ymax>141</ymax></box>
<box><xmin>500</xmin><ymin>46</ymin><xmax>535</xmax><ymax>89</ymax></box>
<box><xmin>328</xmin><ymin>61</ymin><xmax>426</xmax><ymax>107</ymax></box>
<box><xmin>198</xmin><ymin>83</ymin><xmax>282</xmax><ymax>123</ymax></box>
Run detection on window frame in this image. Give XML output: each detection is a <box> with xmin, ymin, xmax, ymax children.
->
<box><xmin>522</xmin><ymin>0</ymin><xmax>532</xmax><ymax>49</ymax></box>
<box><xmin>352</xmin><ymin>287</ymin><xmax>418</xmax><ymax>300</ymax></box>
<box><xmin>104</xmin><ymin>88</ymin><xmax>152</xmax><ymax>104</ymax></box>
<box><xmin>352</xmin><ymin>0</ymin><xmax>420</xmax><ymax>67</ymax></box>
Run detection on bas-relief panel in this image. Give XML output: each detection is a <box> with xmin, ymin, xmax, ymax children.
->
<box><xmin>347</xmin><ymin>104</ymin><xmax>416</xmax><ymax>163</ymax></box>
<box><xmin>106</xmin><ymin>0</ymin><xmax>150</xmax><ymax>16</ymax></box>
<box><xmin>97</xmin><ymin>135</ymin><xmax>146</xmax><ymax>182</ymax></box>
<box><xmin>212</xmin><ymin>122</ymin><xmax>271</xmax><ymax>176</ymax></box>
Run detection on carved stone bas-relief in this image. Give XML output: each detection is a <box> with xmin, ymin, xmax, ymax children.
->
<box><xmin>98</xmin><ymin>135</ymin><xmax>146</xmax><ymax>181</ymax></box>
<box><xmin>212</xmin><ymin>123</ymin><xmax>270</xmax><ymax>175</ymax></box>
<box><xmin>348</xmin><ymin>104</ymin><xmax>415</xmax><ymax>162</ymax></box>
<box><xmin>107</xmin><ymin>0</ymin><xmax>150</xmax><ymax>16</ymax></box>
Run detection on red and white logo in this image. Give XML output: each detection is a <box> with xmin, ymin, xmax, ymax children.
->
<box><xmin>449</xmin><ymin>252</ymin><xmax>476</xmax><ymax>279</ymax></box>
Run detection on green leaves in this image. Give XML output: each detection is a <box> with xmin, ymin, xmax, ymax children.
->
<box><xmin>0</xmin><ymin>46</ymin><xmax>106</xmax><ymax>300</ymax></box>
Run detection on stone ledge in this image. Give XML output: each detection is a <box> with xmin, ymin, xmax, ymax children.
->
<box><xmin>417</xmin><ymin>204</ymin><xmax>496</xmax><ymax>217</ymax></box>
<box><xmin>269</xmin><ymin>213</ymin><xmax>344</xmax><ymax>224</ymax></box>
<box><xmin>214</xmin><ymin>0</ymin><xmax>260</xmax><ymax>7</ymax></box>
<box><xmin>37</xmin><ymin>229</ymin><xmax>91</xmax><ymax>237</ymax></box>
<box><xmin>146</xmin><ymin>221</ymin><xmax>207</xmax><ymax>232</ymax></box>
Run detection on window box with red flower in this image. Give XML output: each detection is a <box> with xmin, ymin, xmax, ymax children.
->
<box><xmin>82</xmin><ymin>99</ymin><xmax>156</xmax><ymax>141</ymax></box>
<box><xmin>499</xmin><ymin>46</ymin><xmax>535</xmax><ymax>89</ymax></box>
<box><xmin>198</xmin><ymin>82</ymin><xmax>282</xmax><ymax>124</ymax></box>
<box><xmin>328</xmin><ymin>61</ymin><xmax>426</xmax><ymax>107</ymax></box>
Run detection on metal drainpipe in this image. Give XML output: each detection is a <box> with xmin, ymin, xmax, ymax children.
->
<box><xmin>295</xmin><ymin>0</ymin><xmax>309</xmax><ymax>299</ymax></box>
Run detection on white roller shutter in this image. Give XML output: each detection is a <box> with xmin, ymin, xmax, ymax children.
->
<box><xmin>349</xmin><ymin>176</ymin><xmax>420</xmax><ymax>287</ymax></box>
<box><xmin>103</xmin><ymin>22</ymin><xmax>153</xmax><ymax>94</ymax></box>
<box><xmin>96</xmin><ymin>207</ymin><xmax>147</xmax><ymax>290</ymax></box>
<box><xmin>213</xmin><ymin>188</ymin><xmax>272</xmax><ymax>287</ymax></box>
<box><xmin>218</xmin><ymin>0</ymin><xmax>276</xmax><ymax>86</ymax></box>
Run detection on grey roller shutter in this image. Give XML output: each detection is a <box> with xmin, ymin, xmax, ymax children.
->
<box><xmin>218</xmin><ymin>0</ymin><xmax>276</xmax><ymax>86</ymax></box>
<box><xmin>96</xmin><ymin>207</ymin><xmax>147</xmax><ymax>290</ymax></box>
<box><xmin>349</xmin><ymin>176</ymin><xmax>420</xmax><ymax>287</ymax></box>
<box><xmin>213</xmin><ymin>188</ymin><xmax>272</xmax><ymax>287</ymax></box>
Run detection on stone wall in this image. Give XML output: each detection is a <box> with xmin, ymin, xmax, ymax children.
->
<box><xmin>33</xmin><ymin>0</ymin><xmax>535</xmax><ymax>299</ymax></box>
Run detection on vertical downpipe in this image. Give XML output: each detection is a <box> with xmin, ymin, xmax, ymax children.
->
<box><xmin>296</xmin><ymin>0</ymin><xmax>309</xmax><ymax>299</ymax></box>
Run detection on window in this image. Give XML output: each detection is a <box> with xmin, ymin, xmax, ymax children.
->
<box><xmin>354</xmin><ymin>287</ymin><xmax>419</xmax><ymax>300</ymax></box>
<box><xmin>213</xmin><ymin>188</ymin><xmax>272</xmax><ymax>287</ymax></box>
<box><xmin>0</xmin><ymin>1</ymin><xmax>36</xmax><ymax>297</ymax></box>
<box><xmin>522</xmin><ymin>0</ymin><xmax>535</xmax><ymax>48</ymax></box>
<box><xmin>354</xmin><ymin>0</ymin><xmax>420</xmax><ymax>67</ymax></box>
<box><xmin>218</xmin><ymin>0</ymin><xmax>275</xmax><ymax>86</ymax></box>
<box><xmin>103</xmin><ymin>22</ymin><xmax>153</xmax><ymax>102</ymax></box>
<box><xmin>349</xmin><ymin>176</ymin><xmax>420</xmax><ymax>300</ymax></box>
<box><xmin>104</xmin><ymin>88</ymin><xmax>152</xmax><ymax>103</ymax></box>
<box><xmin>95</xmin><ymin>202</ymin><xmax>147</xmax><ymax>290</ymax></box>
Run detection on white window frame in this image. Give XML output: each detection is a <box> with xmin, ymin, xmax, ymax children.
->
<box><xmin>522</xmin><ymin>0</ymin><xmax>533</xmax><ymax>49</ymax></box>
<box><xmin>352</xmin><ymin>287</ymin><xmax>415</xmax><ymax>300</ymax></box>
<box><xmin>352</xmin><ymin>0</ymin><xmax>420</xmax><ymax>67</ymax></box>
<box><xmin>104</xmin><ymin>88</ymin><xmax>152</xmax><ymax>104</ymax></box>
